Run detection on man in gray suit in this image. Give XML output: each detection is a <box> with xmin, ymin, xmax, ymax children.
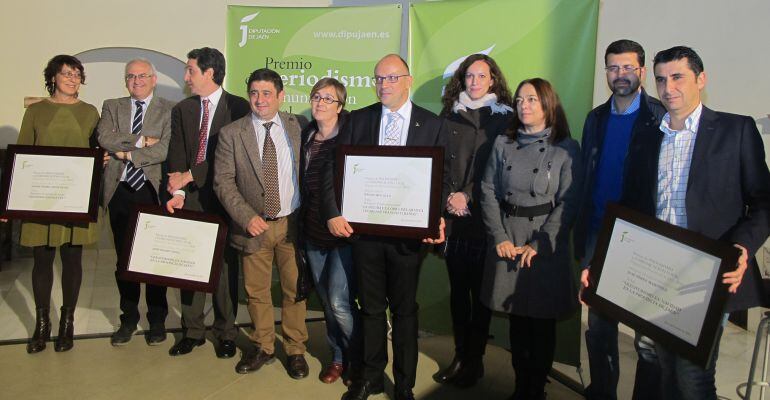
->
<box><xmin>214</xmin><ymin>68</ymin><xmax>309</xmax><ymax>377</ymax></box>
<box><xmin>97</xmin><ymin>58</ymin><xmax>173</xmax><ymax>346</ymax></box>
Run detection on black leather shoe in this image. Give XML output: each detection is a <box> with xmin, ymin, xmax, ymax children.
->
<box><xmin>235</xmin><ymin>348</ymin><xmax>275</xmax><ymax>374</ymax></box>
<box><xmin>110</xmin><ymin>325</ymin><xmax>137</xmax><ymax>346</ymax></box>
<box><xmin>432</xmin><ymin>356</ymin><xmax>463</xmax><ymax>383</ymax></box>
<box><xmin>216</xmin><ymin>339</ymin><xmax>236</xmax><ymax>359</ymax></box>
<box><xmin>287</xmin><ymin>354</ymin><xmax>309</xmax><ymax>379</ymax></box>
<box><xmin>145</xmin><ymin>325</ymin><xmax>166</xmax><ymax>346</ymax></box>
<box><xmin>168</xmin><ymin>337</ymin><xmax>205</xmax><ymax>356</ymax></box>
<box><xmin>394</xmin><ymin>389</ymin><xmax>416</xmax><ymax>400</ymax></box>
<box><xmin>340</xmin><ymin>380</ymin><xmax>385</xmax><ymax>400</ymax></box>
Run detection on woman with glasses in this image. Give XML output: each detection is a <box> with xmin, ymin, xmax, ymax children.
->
<box><xmin>432</xmin><ymin>54</ymin><xmax>514</xmax><ymax>388</ymax></box>
<box><xmin>479</xmin><ymin>78</ymin><xmax>582</xmax><ymax>400</ymax></box>
<box><xmin>17</xmin><ymin>55</ymin><xmax>100</xmax><ymax>353</ymax></box>
<box><xmin>299</xmin><ymin>77</ymin><xmax>358</xmax><ymax>384</ymax></box>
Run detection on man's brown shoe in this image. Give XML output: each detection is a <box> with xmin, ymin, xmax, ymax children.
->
<box><xmin>235</xmin><ymin>348</ymin><xmax>275</xmax><ymax>374</ymax></box>
<box><xmin>287</xmin><ymin>354</ymin><xmax>309</xmax><ymax>379</ymax></box>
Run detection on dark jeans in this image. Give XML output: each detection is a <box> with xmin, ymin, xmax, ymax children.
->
<box><xmin>445</xmin><ymin>236</ymin><xmax>492</xmax><ymax>361</ymax></box>
<box><xmin>109</xmin><ymin>182</ymin><xmax>167</xmax><ymax>327</ymax></box>
<box><xmin>656</xmin><ymin>314</ymin><xmax>727</xmax><ymax>400</ymax></box>
<box><xmin>352</xmin><ymin>236</ymin><xmax>423</xmax><ymax>391</ymax></box>
<box><xmin>583</xmin><ymin>232</ymin><xmax>661</xmax><ymax>400</ymax></box>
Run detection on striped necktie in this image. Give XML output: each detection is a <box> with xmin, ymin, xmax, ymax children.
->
<box><xmin>262</xmin><ymin>121</ymin><xmax>281</xmax><ymax>218</ymax></box>
<box><xmin>124</xmin><ymin>100</ymin><xmax>146</xmax><ymax>191</ymax></box>
<box><xmin>383</xmin><ymin>112</ymin><xmax>402</xmax><ymax>145</ymax></box>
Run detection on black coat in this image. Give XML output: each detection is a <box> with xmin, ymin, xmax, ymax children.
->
<box><xmin>621</xmin><ymin>106</ymin><xmax>770</xmax><ymax>312</ymax></box>
<box><xmin>442</xmin><ymin>106</ymin><xmax>513</xmax><ymax>239</ymax></box>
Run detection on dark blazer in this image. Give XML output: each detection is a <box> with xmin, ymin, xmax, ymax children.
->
<box><xmin>320</xmin><ymin>102</ymin><xmax>449</xmax><ymax>237</ymax></box>
<box><xmin>621</xmin><ymin>106</ymin><xmax>770</xmax><ymax>312</ymax></box>
<box><xmin>166</xmin><ymin>90</ymin><xmax>250</xmax><ymax>214</ymax></box>
<box><xmin>298</xmin><ymin>111</ymin><xmax>349</xmax><ymax>246</ymax></box>
<box><xmin>573</xmin><ymin>89</ymin><xmax>666</xmax><ymax>260</ymax></box>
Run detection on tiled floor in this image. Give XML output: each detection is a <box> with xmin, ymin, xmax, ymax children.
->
<box><xmin>0</xmin><ymin>250</ymin><xmax>765</xmax><ymax>399</ymax></box>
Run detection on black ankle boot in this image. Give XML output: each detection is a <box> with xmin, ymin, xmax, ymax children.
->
<box><xmin>54</xmin><ymin>306</ymin><xmax>75</xmax><ymax>352</ymax></box>
<box><xmin>432</xmin><ymin>356</ymin><xmax>463</xmax><ymax>384</ymax></box>
<box><xmin>26</xmin><ymin>308</ymin><xmax>51</xmax><ymax>354</ymax></box>
<box><xmin>453</xmin><ymin>357</ymin><xmax>484</xmax><ymax>388</ymax></box>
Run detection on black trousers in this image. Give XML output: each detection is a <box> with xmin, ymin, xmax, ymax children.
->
<box><xmin>108</xmin><ymin>182</ymin><xmax>168</xmax><ymax>327</ymax></box>
<box><xmin>352</xmin><ymin>236</ymin><xmax>423</xmax><ymax>391</ymax></box>
<box><xmin>445</xmin><ymin>236</ymin><xmax>492</xmax><ymax>361</ymax></box>
<box><xmin>509</xmin><ymin>315</ymin><xmax>556</xmax><ymax>399</ymax></box>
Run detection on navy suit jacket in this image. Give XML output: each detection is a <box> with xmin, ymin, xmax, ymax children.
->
<box><xmin>621</xmin><ymin>106</ymin><xmax>770</xmax><ymax>312</ymax></box>
<box><xmin>320</xmin><ymin>102</ymin><xmax>449</xmax><ymax>241</ymax></box>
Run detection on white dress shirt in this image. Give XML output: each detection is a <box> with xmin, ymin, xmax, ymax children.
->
<box><xmin>251</xmin><ymin>113</ymin><xmax>300</xmax><ymax>217</ymax></box>
<box><xmin>378</xmin><ymin>100</ymin><xmax>412</xmax><ymax>146</ymax></box>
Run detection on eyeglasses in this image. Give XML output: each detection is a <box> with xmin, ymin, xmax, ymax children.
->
<box><xmin>125</xmin><ymin>73</ymin><xmax>154</xmax><ymax>81</ymax></box>
<box><xmin>373</xmin><ymin>74</ymin><xmax>409</xmax><ymax>84</ymax></box>
<box><xmin>58</xmin><ymin>71</ymin><xmax>82</xmax><ymax>81</ymax></box>
<box><xmin>605</xmin><ymin>65</ymin><xmax>642</xmax><ymax>74</ymax></box>
<box><xmin>310</xmin><ymin>93</ymin><xmax>341</xmax><ymax>104</ymax></box>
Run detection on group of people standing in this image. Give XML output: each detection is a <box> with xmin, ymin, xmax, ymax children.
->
<box><xmin>14</xmin><ymin>37</ymin><xmax>770</xmax><ymax>400</ymax></box>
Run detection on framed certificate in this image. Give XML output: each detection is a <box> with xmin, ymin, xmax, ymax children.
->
<box><xmin>117</xmin><ymin>205</ymin><xmax>228</xmax><ymax>293</ymax></box>
<box><xmin>335</xmin><ymin>145</ymin><xmax>444</xmax><ymax>239</ymax></box>
<box><xmin>583</xmin><ymin>203</ymin><xmax>739</xmax><ymax>368</ymax></box>
<box><xmin>0</xmin><ymin>144</ymin><xmax>101</xmax><ymax>222</ymax></box>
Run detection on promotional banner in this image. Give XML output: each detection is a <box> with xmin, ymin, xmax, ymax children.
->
<box><xmin>410</xmin><ymin>0</ymin><xmax>599</xmax><ymax>368</ymax></box>
<box><xmin>226</xmin><ymin>5</ymin><xmax>402</xmax><ymax>118</ymax></box>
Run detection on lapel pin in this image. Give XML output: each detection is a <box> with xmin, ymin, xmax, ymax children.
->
<box><xmin>415</xmin><ymin>122</ymin><xmax>420</xmax><ymax>127</ymax></box>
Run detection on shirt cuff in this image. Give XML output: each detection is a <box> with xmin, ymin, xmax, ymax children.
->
<box><xmin>173</xmin><ymin>190</ymin><xmax>186</xmax><ymax>199</ymax></box>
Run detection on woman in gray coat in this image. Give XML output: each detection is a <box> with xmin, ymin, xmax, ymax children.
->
<box><xmin>479</xmin><ymin>78</ymin><xmax>582</xmax><ymax>400</ymax></box>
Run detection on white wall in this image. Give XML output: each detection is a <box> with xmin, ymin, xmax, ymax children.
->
<box><xmin>593</xmin><ymin>0</ymin><xmax>770</xmax><ymax>134</ymax></box>
<box><xmin>2</xmin><ymin>0</ymin><xmax>769</xmax><ymax>144</ymax></box>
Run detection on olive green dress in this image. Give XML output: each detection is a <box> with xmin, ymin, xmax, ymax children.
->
<box><xmin>17</xmin><ymin>99</ymin><xmax>100</xmax><ymax>247</ymax></box>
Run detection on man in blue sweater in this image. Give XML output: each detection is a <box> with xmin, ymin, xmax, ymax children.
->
<box><xmin>574</xmin><ymin>39</ymin><xmax>667</xmax><ymax>400</ymax></box>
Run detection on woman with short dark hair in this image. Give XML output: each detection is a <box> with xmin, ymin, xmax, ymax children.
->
<box><xmin>19</xmin><ymin>54</ymin><xmax>100</xmax><ymax>353</ymax></box>
<box><xmin>299</xmin><ymin>77</ymin><xmax>358</xmax><ymax>384</ymax></box>
<box><xmin>480</xmin><ymin>78</ymin><xmax>582</xmax><ymax>399</ymax></box>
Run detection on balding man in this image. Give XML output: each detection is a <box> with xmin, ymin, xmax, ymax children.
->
<box><xmin>322</xmin><ymin>54</ymin><xmax>446</xmax><ymax>400</ymax></box>
<box><xmin>98</xmin><ymin>59</ymin><xmax>174</xmax><ymax>346</ymax></box>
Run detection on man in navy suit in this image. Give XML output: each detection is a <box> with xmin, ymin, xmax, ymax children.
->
<box><xmin>620</xmin><ymin>46</ymin><xmax>770</xmax><ymax>399</ymax></box>
<box><xmin>322</xmin><ymin>54</ymin><xmax>446</xmax><ymax>400</ymax></box>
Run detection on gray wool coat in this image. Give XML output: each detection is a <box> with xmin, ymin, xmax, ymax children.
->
<box><xmin>479</xmin><ymin>131</ymin><xmax>582</xmax><ymax>318</ymax></box>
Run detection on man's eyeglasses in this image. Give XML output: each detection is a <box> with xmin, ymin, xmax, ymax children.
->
<box><xmin>310</xmin><ymin>93</ymin><xmax>341</xmax><ymax>104</ymax></box>
<box><xmin>373</xmin><ymin>74</ymin><xmax>409</xmax><ymax>84</ymax></box>
<box><xmin>605</xmin><ymin>65</ymin><xmax>641</xmax><ymax>74</ymax></box>
<box><xmin>125</xmin><ymin>73</ymin><xmax>154</xmax><ymax>81</ymax></box>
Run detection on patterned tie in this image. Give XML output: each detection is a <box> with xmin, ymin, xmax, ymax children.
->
<box><xmin>124</xmin><ymin>100</ymin><xmax>146</xmax><ymax>191</ymax></box>
<box><xmin>383</xmin><ymin>112</ymin><xmax>402</xmax><ymax>145</ymax></box>
<box><xmin>195</xmin><ymin>98</ymin><xmax>210</xmax><ymax>165</ymax></box>
<box><xmin>262</xmin><ymin>122</ymin><xmax>281</xmax><ymax>218</ymax></box>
